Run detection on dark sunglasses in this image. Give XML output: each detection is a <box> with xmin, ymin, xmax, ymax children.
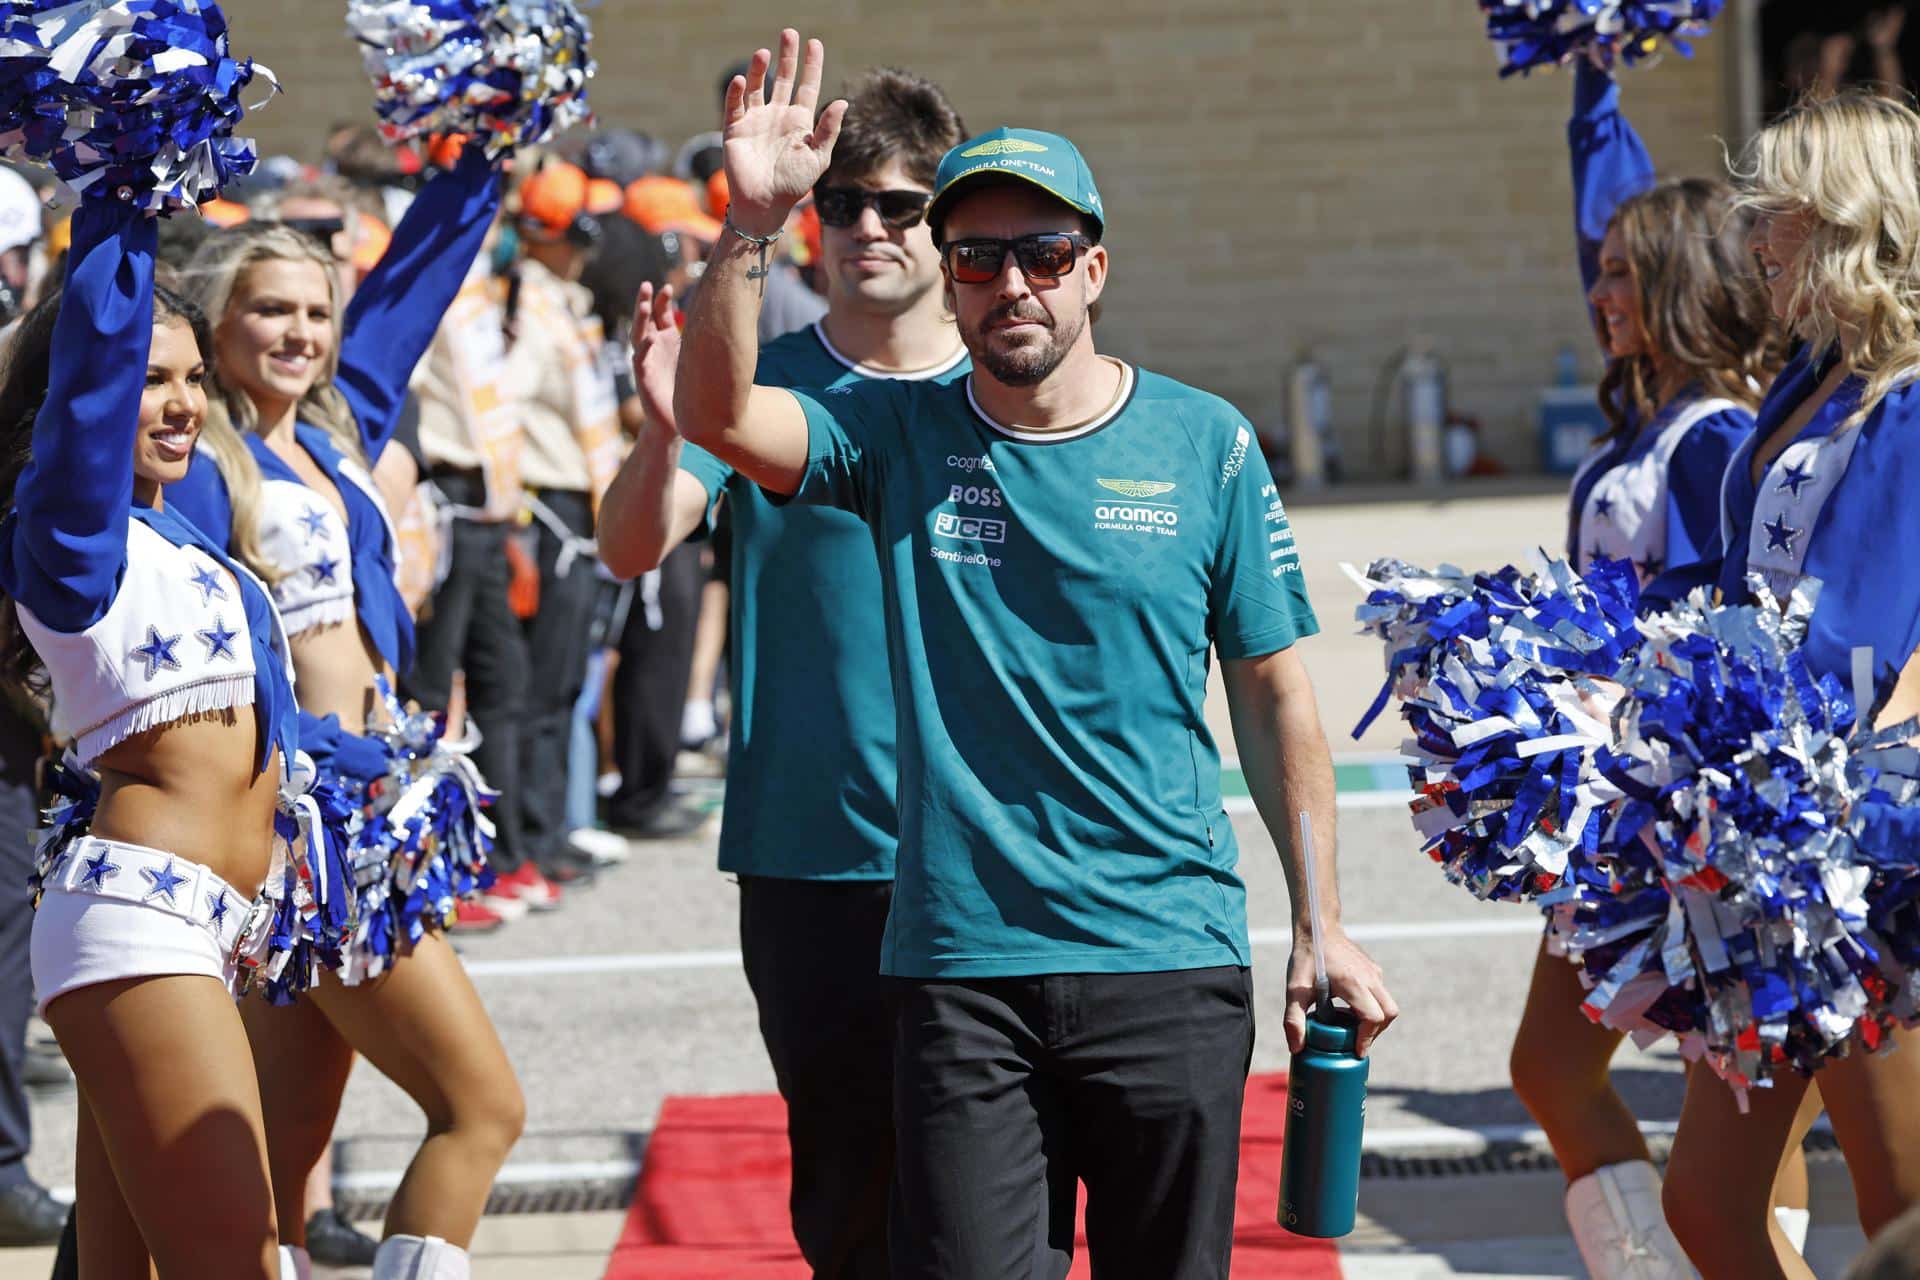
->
<box><xmin>942</xmin><ymin>233</ymin><xmax>1094</xmax><ymax>285</ymax></box>
<box><xmin>814</xmin><ymin>186</ymin><xmax>932</xmax><ymax>229</ymax></box>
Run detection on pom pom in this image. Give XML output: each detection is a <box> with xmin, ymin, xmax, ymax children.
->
<box><xmin>1556</xmin><ymin>579</ymin><xmax>1920</xmax><ymax>1096</ymax></box>
<box><xmin>0</xmin><ymin>0</ymin><xmax>274</xmax><ymax>210</ymax></box>
<box><xmin>325</xmin><ymin>676</ymin><xmax>497</xmax><ymax>984</ymax></box>
<box><xmin>1479</xmin><ymin>1</ymin><xmax>1724</xmax><ymax>76</ymax></box>
<box><xmin>347</xmin><ymin>0</ymin><xmax>595</xmax><ymax>157</ymax></box>
<box><xmin>1349</xmin><ymin>554</ymin><xmax>1641</xmax><ymax>902</ymax></box>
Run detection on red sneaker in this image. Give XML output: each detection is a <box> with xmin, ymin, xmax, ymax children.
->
<box><xmin>450</xmin><ymin>899</ymin><xmax>506</xmax><ymax>933</ymax></box>
<box><xmin>496</xmin><ymin>863</ymin><xmax>563</xmax><ymax>912</ymax></box>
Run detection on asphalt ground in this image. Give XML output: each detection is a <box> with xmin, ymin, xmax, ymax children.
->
<box><xmin>1</xmin><ymin>487</ymin><xmax>1882</xmax><ymax>1276</ymax></box>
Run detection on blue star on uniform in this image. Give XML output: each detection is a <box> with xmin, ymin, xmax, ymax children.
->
<box><xmin>198</xmin><ymin>617</ymin><xmax>238</xmax><ymax>662</ymax></box>
<box><xmin>188</xmin><ymin>564</ymin><xmax>227</xmax><ymax>605</ymax></box>
<box><xmin>1764</xmin><ymin>513</ymin><xmax>1802</xmax><ymax>555</ymax></box>
<box><xmin>79</xmin><ymin>849</ymin><xmax>119</xmax><ymax>890</ymax></box>
<box><xmin>1778</xmin><ymin>460</ymin><xmax>1815</xmax><ymax>498</ymax></box>
<box><xmin>1588</xmin><ymin>545</ymin><xmax>1606</xmax><ymax>565</ymax></box>
<box><xmin>207</xmin><ymin>889</ymin><xmax>229</xmax><ymax>925</ymax></box>
<box><xmin>1594</xmin><ymin>496</ymin><xmax>1616</xmax><ymax>521</ymax></box>
<box><xmin>141</xmin><ymin>857</ymin><xmax>189</xmax><ymax>904</ymax></box>
<box><xmin>310</xmin><ymin>556</ymin><xmax>339</xmax><ymax>585</ymax></box>
<box><xmin>298</xmin><ymin>506</ymin><xmax>331</xmax><ymax>543</ymax></box>
<box><xmin>1636</xmin><ymin>554</ymin><xmax>1664</xmax><ymax>579</ymax></box>
<box><xmin>130</xmin><ymin>627</ymin><xmax>182</xmax><ymax>680</ymax></box>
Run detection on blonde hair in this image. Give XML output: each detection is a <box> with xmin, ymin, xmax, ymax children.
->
<box><xmin>1738</xmin><ymin>90</ymin><xmax>1920</xmax><ymax>427</ymax></box>
<box><xmin>178</xmin><ymin>224</ymin><xmax>366</xmax><ymax>582</ymax></box>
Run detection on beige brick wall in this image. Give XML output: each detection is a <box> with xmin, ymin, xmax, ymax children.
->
<box><xmin>239</xmin><ymin>0</ymin><xmax>1732</xmax><ymax>476</ymax></box>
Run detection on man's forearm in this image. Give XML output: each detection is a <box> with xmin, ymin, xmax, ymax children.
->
<box><xmin>673</xmin><ymin>229</ymin><xmax>773</xmax><ymax>452</ymax></box>
<box><xmin>1271</xmin><ymin>689</ymin><xmax>1341</xmax><ymax>929</ymax></box>
<box><xmin>1227</xmin><ymin>655</ymin><xmax>1342</xmax><ymax>929</ymax></box>
<box><xmin>599</xmin><ymin>426</ymin><xmax>684</xmax><ymax>579</ymax></box>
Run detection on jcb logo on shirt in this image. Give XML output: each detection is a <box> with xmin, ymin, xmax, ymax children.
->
<box><xmin>934</xmin><ymin>512</ymin><xmax>1007</xmax><ymax>544</ymax></box>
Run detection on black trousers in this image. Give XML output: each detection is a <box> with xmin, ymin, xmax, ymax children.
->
<box><xmin>0</xmin><ymin>701</ymin><xmax>38</xmax><ymax>1189</ymax></box>
<box><xmin>739</xmin><ymin>877</ymin><xmax>894</xmax><ymax>1280</ymax></box>
<box><xmin>519</xmin><ymin>489</ymin><xmax>598</xmax><ymax>869</ymax></box>
<box><xmin>606</xmin><ymin>541</ymin><xmax>702</xmax><ymax>827</ymax></box>
<box><xmin>890</xmin><ymin>966</ymin><xmax>1255</xmax><ymax>1280</ymax></box>
<box><xmin>405</xmin><ymin>489</ymin><xmax>531</xmax><ymax>874</ymax></box>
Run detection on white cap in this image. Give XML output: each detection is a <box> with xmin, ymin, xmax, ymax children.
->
<box><xmin>0</xmin><ymin>170</ymin><xmax>40</xmax><ymax>255</ymax></box>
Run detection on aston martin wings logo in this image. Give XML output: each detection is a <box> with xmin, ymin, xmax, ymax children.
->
<box><xmin>1096</xmin><ymin>478</ymin><xmax>1176</xmax><ymax>499</ymax></box>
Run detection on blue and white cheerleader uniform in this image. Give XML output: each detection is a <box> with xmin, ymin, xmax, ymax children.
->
<box><xmin>168</xmin><ymin>143</ymin><xmax>504</xmax><ymax>984</ymax></box>
<box><xmin>0</xmin><ymin>202</ymin><xmax>322</xmax><ymax>1013</ymax></box>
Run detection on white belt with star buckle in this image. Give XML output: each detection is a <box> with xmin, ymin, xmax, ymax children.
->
<box><xmin>42</xmin><ymin>836</ymin><xmax>252</xmax><ymax>955</ymax></box>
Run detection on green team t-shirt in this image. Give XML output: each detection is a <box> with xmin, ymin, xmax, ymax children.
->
<box><xmin>785</xmin><ymin>361</ymin><xmax>1319</xmax><ymax>977</ymax></box>
<box><xmin>679</xmin><ymin>323</ymin><xmax>969</xmax><ymax>880</ymax></box>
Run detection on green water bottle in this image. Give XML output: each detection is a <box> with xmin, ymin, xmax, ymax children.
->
<box><xmin>1278</xmin><ymin>1004</ymin><xmax>1368</xmax><ymax>1237</ymax></box>
<box><xmin>1277</xmin><ymin>811</ymin><xmax>1368</xmax><ymax>1239</ymax></box>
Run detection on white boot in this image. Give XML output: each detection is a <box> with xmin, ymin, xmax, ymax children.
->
<box><xmin>278</xmin><ymin>1244</ymin><xmax>311</xmax><ymax>1280</ymax></box>
<box><xmin>1565</xmin><ymin>1160</ymin><xmax>1692</xmax><ymax>1279</ymax></box>
<box><xmin>371</xmin><ymin>1234</ymin><xmax>472</xmax><ymax>1280</ymax></box>
<box><xmin>1775</xmin><ymin>1206</ymin><xmax>1811</xmax><ymax>1255</ymax></box>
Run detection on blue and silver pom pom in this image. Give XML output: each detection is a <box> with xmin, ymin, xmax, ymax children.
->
<box><xmin>1480</xmin><ymin>1</ymin><xmax>1724</xmax><ymax>76</ymax></box>
<box><xmin>0</xmin><ymin>0</ymin><xmax>272</xmax><ymax>209</ymax></box>
<box><xmin>329</xmin><ymin>677</ymin><xmax>497</xmax><ymax>983</ymax></box>
<box><xmin>346</xmin><ymin>0</ymin><xmax>594</xmax><ymax>157</ymax></box>
<box><xmin>1554</xmin><ymin>580</ymin><xmax>1920</xmax><ymax>1097</ymax></box>
<box><xmin>1350</xmin><ymin>554</ymin><xmax>1641</xmax><ymax>903</ymax></box>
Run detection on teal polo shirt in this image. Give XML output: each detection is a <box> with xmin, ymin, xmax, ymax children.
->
<box><xmin>679</xmin><ymin>322</ymin><xmax>969</xmax><ymax>881</ymax></box>
<box><xmin>783</xmin><ymin>361</ymin><xmax>1319</xmax><ymax>977</ymax></box>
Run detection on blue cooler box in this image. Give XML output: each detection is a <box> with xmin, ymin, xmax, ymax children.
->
<box><xmin>1538</xmin><ymin>386</ymin><xmax>1606</xmax><ymax>473</ymax></box>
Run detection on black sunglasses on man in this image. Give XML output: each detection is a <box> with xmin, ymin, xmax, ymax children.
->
<box><xmin>814</xmin><ymin>186</ymin><xmax>932</xmax><ymax>230</ymax></box>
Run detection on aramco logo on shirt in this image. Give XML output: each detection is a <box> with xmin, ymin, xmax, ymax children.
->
<box><xmin>1092</xmin><ymin>477</ymin><xmax>1180</xmax><ymax>538</ymax></box>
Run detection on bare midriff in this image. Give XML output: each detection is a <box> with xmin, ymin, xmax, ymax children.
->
<box><xmin>91</xmin><ymin>712</ymin><xmax>282</xmax><ymax>897</ymax></box>
<box><xmin>288</xmin><ymin>616</ymin><xmax>389</xmax><ymax>735</ymax></box>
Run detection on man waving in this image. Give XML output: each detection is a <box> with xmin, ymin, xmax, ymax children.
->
<box><xmin>672</xmin><ymin>31</ymin><xmax>1398</xmax><ymax>1278</ymax></box>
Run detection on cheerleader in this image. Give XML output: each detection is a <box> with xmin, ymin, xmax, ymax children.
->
<box><xmin>0</xmin><ymin>202</ymin><xmax>299</xmax><ymax>1275</ymax></box>
<box><xmin>1505</xmin><ymin>60</ymin><xmax>1789</xmax><ymax>1277</ymax></box>
<box><xmin>1652</xmin><ymin>89</ymin><xmax>1920</xmax><ymax>1280</ymax></box>
<box><xmin>167</xmin><ymin>141</ymin><xmax>521</xmax><ymax>1280</ymax></box>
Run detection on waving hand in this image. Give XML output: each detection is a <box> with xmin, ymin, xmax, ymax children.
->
<box><xmin>722</xmin><ymin>29</ymin><xmax>847</xmax><ymax>238</ymax></box>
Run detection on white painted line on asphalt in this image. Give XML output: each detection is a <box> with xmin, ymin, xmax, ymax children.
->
<box><xmin>465</xmin><ymin>917</ymin><xmax>1540</xmax><ymax>979</ymax></box>
<box><xmin>334</xmin><ymin>1159</ymin><xmax>643</xmax><ymax>1194</ymax></box>
<box><xmin>464</xmin><ymin>948</ymin><xmax>743</xmax><ymax>978</ymax></box>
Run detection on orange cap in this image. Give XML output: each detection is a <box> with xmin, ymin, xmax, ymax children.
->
<box><xmin>705</xmin><ymin>170</ymin><xmax>729</xmax><ymax>220</ymax></box>
<box><xmin>427</xmin><ymin>133</ymin><xmax>469</xmax><ymax>171</ymax></box>
<box><xmin>352</xmin><ymin>211</ymin><xmax>393</xmax><ymax>275</ymax></box>
<box><xmin>586</xmin><ymin>176</ymin><xmax>624</xmax><ymax>217</ymax></box>
<box><xmin>623</xmin><ymin>174</ymin><xmax>722</xmax><ymax>242</ymax></box>
<box><xmin>45</xmin><ymin>214</ymin><xmax>70</xmax><ymax>260</ymax></box>
<box><xmin>200</xmin><ymin>198</ymin><xmax>251</xmax><ymax>228</ymax></box>
<box><xmin>519</xmin><ymin>162</ymin><xmax>590</xmax><ymax>235</ymax></box>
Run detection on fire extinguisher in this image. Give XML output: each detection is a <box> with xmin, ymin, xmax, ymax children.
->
<box><xmin>1399</xmin><ymin>339</ymin><xmax>1447</xmax><ymax>486</ymax></box>
<box><xmin>1282</xmin><ymin>349</ymin><xmax>1336</xmax><ymax>490</ymax></box>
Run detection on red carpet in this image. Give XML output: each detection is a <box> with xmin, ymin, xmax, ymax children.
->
<box><xmin>605</xmin><ymin>1072</ymin><xmax>1343</xmax><ymax>1279</ymax></box>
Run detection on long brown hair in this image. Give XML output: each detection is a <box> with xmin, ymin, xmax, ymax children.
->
<box><xmin>1596</xmin><ymin>177</ymin><xmax>1785</xmax><ymax>439</ymax></box>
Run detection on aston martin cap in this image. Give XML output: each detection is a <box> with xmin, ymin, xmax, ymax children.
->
<box><xmin>927</xmin><ymin>127</ymin><xmax>1104</xmax><ymax>240</ymax></box>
